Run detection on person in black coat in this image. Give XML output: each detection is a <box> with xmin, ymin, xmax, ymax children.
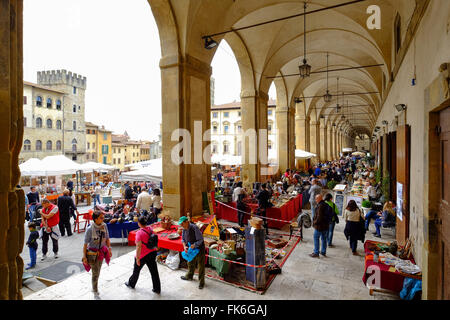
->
<box><xmin>57</xmin><ymin>189</ymin><xmax>79</xmax><ymax>236</ymax></box>
<box><xmin>125</xmin><ymin>182</ymin><xmax>134</xmax><ymax>200</ymax></box>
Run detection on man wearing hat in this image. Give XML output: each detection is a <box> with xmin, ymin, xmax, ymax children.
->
<box><xmin>179</xmin><ymin>216</ymin><xmax>206</xmax><ymax>289</ymax></box>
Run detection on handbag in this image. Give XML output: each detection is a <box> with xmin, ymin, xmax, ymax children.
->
<box><xmin>87</xmin><ymin>228</ymin><xmax>103</xmax><ymax>264</ymax></box>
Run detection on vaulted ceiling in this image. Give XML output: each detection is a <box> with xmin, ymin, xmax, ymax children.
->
<box><xmin>150</xmin><ymin>0</ymin><xmax>417</xmax><ymax>136</ymax></box>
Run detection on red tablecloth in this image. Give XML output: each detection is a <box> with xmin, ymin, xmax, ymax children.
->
<box><xmin>215</xmin><ymin>194</ymin><xmax>302</xmax><ymax>229</ymax></box>
<box><xmin>127</xmin><ymin>222</ymin><xmax>184</xmax><ymax>251</ymax></box>
<box><xmin>362</xmin><ymin>240</ymin><xmax>421</xmax><ymax>293</ymax></box>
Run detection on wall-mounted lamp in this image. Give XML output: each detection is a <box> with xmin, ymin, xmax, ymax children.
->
<box><xmin>203</xmin><ymin>36</ymin><xmax>218</xmax><ymax>50</ymax></box>
<box><xmin>394</xmin><ymin>104</ymin><xmax>407</xmax><ymax>112</ymax></box>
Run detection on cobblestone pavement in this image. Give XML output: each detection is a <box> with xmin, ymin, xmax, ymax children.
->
<box><xmin>23</xmin><ymin>208</ymin><xmax>398</xmax><ymax>300</ymax></box>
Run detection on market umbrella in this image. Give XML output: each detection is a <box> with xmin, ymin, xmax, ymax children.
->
<box><xmin>295</xmin><ymin>149</ymin><xmax>317</xmax><ymax>159</ymax></box>
<box><xmin>19</xmin><ymin>158</ymin><xmax>45</xmax><ymax>176</ymax></box>
<box><xmin>80</xmin><ymin>162</ymin><xmax>115</xmax><ymax>173</ymax></box>
<box><xmin>39</xmin><ymin>155</ymin><xmax>82</xmax><ymax>175</ymax></box>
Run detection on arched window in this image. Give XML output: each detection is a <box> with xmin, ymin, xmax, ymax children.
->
<box><xmin>56</xmin><ymin>120</ymin><xmax>62</xmax><ymax>130</ymax></box>
<box><xmin>36</xmin><ymin>96</ymin><xmax>42</xmax><ymax>106</ymax></box>
<box><xmin>23</xmin><ymin>140</ymin><xmax>31</xmax><ymax>151</ymax></box>
<box><xmin>73</xmin><ymin>121</ymin><xmax>77</xmax><ymax>131</ymax></box>
<box><xmin>47</xmin><ymin>98</ymin><xmax>52</xmax><ymax>108</ymax></box>
<box><xmin>46</xmin><ymin>119</ymin><xmax>52</xmax><ymax>129</ymax></box>
<box><xmin>212</xmin><ymin>122</ymin><xmax>218</xmax><ymax>133</ymax></box>
<box><xmin>56</xmin><ymin>100</ymin><xmax>61</xmax><ymax>110</ymax></box>
<box><xmin>73</xmin><ymin>105</ymin><xmax>77</xmax><ymax>113</ymax></box>
<box><xmin>36</xmin><ymin>140</ymin><xmax>42</xmax><ymax>151</ymax></box>
<box><xmin>36</xmin><ymin>117</ymin><xmax>42</xmax><ymax>128</ymax></box>
<box><xmin>72</xmin><ymin>139</ymin><xmax>77</xmax><ymax>153</ymax></box>
<box><xmin>46</xmin><ymin>140</ymin><xmax>52</xmax><ymax>151</ymax></box>
<box><xmin>56</xmin><ymin>140</ymin><xmax>62</xmax><ymax>151</ymax></box>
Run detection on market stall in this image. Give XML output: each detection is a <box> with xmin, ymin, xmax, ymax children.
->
<box><xmin>362</xmin><ymin>240</ymin><xmax>421</xmax><ymax>296</ymax></box>
<box><xmin>215</xmin><ymin>194</ymin><xmax>302</xmax><ymax>229</ymax></box>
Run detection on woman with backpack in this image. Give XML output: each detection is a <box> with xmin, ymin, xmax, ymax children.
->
<box><xmin>124</xmin><ymin>216</ymin><xmax>161</xmax><ymax>293</ymax></box>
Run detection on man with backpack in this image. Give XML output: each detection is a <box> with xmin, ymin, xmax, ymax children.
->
<box><xmin>124</xmin><ymin>216</ymin><xmax>161</xmax><ymax>293</ymax></box>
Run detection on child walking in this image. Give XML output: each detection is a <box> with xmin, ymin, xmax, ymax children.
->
<box><xmin>26</xmin><ymin>222</ymin><xmax>39</xmax><ymax>269</ymax></box>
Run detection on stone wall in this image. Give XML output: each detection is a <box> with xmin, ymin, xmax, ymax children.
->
<box><xmin>374</xmin><ymin>0</ymin><xmax>450</xmax><ymax>299</ymax></box>
<box><xmin>0</xmin><ymin>0</ymin><xmax>25</xmax><ymax>300</ymax></box>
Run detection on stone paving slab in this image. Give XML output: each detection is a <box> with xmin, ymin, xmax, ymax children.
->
<box><xmin>24</xmin><ymin>210</ymin><xmax>398</xmax><ymax>300</ymax></box>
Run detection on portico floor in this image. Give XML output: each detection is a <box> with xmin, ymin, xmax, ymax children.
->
<box><xmin>24</xmin><ymin>212</ymin><xmax>398</xmax><ymax>300</ymax></box>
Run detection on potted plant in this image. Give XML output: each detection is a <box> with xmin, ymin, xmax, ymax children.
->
<box><xmin>361</xmin><ymin>199</ymin><xmax>373</xmax><ymax>215</ymax></box>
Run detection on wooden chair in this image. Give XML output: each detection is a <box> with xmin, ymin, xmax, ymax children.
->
<box><xmin>73</xmin><ymin>210</ymin><xmax>93</xmax><ymax>234</ymax></box>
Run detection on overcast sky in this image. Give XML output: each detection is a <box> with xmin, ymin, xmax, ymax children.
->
<box><xmin>23</xmin><ymin>0</ymin><xmax>275</xmax><ymax>142</ymax></box>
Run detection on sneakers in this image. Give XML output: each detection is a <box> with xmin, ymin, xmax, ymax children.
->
<box><xmin>25</xmin><ymin>264</ymin><xmax>35</xmax><ymax>270</ymax></box>
<box><xmin>309</xmin><ymin>253</ymin><xmax>320</xmax><ymax>258</ymax></box>
<box><xmin>54</xmin><ymin>252</ymin><xmax>59</xmax><ymax>259</ymax></box>
<box><xmin>41</xmin><ymin>254</ymin><xmax>47</xmax><ymax>261</ymax></box>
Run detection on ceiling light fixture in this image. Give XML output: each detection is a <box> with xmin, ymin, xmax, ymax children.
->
<box><xmin>203</xmin><ymin>36</ymin><xmax>218</xmax><ymax>50</ymax></box>
<box><xmin>394</xmin><ymin>104</ymin><xmax>407</xmax><ymax>112</ymax></box>
<box><xmin>323</xmin><ymin>53</ymin><xmax>332</xmax><ymax>103</ymax></box>
<box><xmin>299</xmin><ymin>2</ymin><xmax>311</xmax><ymax>78</ymax></box>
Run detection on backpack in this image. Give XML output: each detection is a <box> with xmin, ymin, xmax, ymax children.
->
<box><xmin>142</xmin><ymin>228</ymin><xmax>158</xmax><ymax>250</ymax></box>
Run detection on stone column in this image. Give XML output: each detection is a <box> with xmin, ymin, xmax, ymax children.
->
<box><xmin>0</xmin><ymin>0</ymin><xmax>25</xmax><ymax>300</ymax></box>
<box><xmin>276</xmin><ymin>104</ymin><xmax>295</xmax><ymax>173</ymax></box>
<box><xmin>295</xmin><ymin>114</ymin><xmax>310</xmax><ymax>151</ymax></box>
<box><xmin>319</xmin><ymin>118</ymin><xmax>327</xmax><ymax>163</ymax></box>
<box><xmin>333</xmin><ymin>128</ymin><xmax>338</xmax><ymax>159</ymax></box>
<box><xmin>160</xmin><ymin>54</ymin><xmax>212</xmax><ymax>218</ymax></box>
<box><xmin>240</xmin><ymin>91</ymin><xmax>268</xmax><ymax>189</ymax></box>
<box><xmin>327</xmin><ymin>125</ymin><xmax>333</xmax><ymax>161</ymax></box>
<box><xmin>309</xmin><ymin>120</ymin><xmax>320</xmax><ymax>164</ymax></box>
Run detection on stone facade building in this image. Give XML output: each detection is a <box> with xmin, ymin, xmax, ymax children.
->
<box><xmin>85</xmin><ymin>122</ymin><xmax>113</xmax><ymax>164</ymax></box>
<box><xmin>36</xmin><ymin>70</ymin><xmax>87</xmax><ymax>162</ymax></box>
<box><xmin>20</xmin><ymin>82</ymin><xmax>65</xmax><ymax>163</ymax></box>
<box><xmin>211</xmin><ymin>99</ymin><xmax>277</xmax><ymax>161</ymax></box>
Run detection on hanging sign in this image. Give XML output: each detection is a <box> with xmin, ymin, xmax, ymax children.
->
<box><xmin>396</xmin><ymin>182</ymin><xmax>403</xmax><ymax>221</ymax></box>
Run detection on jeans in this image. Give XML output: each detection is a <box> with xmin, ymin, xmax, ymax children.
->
<box><xmin>29</xmin><ymin>204</ymin><xmax>37</xmax><ymax>221</ymax></box>
<box><xmin>374</xmin><ymin>218</ymin><xmax>382</xmax><ymax>236</ymax></box>
<box><xmin>128</xmin><ymin>251</ymin><xmax>161</xmax><ymax>292</ymax></box>
<box><xmin>365</xmin><ymin>210</ymin><xmax>379</xmax><ymax>230</ymax></box>
<box><xmin>350</xmin><ymin>239</ymin><xmax>358</xmax><ymax>252</ymax></box>
<box><xmin>28</xmin><ymin>247</ymin><xmax>37</xmax><ymax>267</ymax></box>
<box><xmin>327</xmin><ymin>222</ymin><xmax>336</xmax><ymax>246</ymax></box>
<box><xmin>257</xmin><ymin>207</ymin><xmax>269</xmax><ymax>235</ymax></box>
<box><xmin>93</xmin><ymin>194</ymin><xmax>101</xmax><ymax>207</ymax></box>
<box><xmin>313</xmin><ymin>229</ymin><xmax>328</xmax><ymax>255</ymax></box>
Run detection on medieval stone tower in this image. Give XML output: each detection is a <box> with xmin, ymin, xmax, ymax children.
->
<box><xmin>37</xmin><ymin>70</ymin><xmax>87</xmax><ymax>163</ymax></box>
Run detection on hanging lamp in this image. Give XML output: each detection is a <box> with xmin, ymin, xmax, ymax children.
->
<box><xmin>336</xmin><ymin>77</ymin><xmax>341</xmax><ymax>113</ymax></box>
<box><xmin>323</xmin><ymin>52</ymin><xmax>332</xmax><ymax>103</ymax></box>
<box><xmin>299</xmin><ymin>2</ymin><xmax>311</xmax><ymax>78</ymax></box>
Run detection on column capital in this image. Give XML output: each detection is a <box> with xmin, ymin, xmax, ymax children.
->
<box><xmin>240</xmin><ymin>90</ymin><xmax>269</xmax><ymax>101</ymax></box>
<box><xmin>310</xmin><ymin>120</ymin><xmax>319</xmax><ymax>126</ymax></box>
<box><xmin>160</xmin><ymin>54</ymin><xmax>212</xmax><ymax>77</ymax></box>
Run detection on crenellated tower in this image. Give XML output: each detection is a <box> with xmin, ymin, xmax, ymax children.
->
<box><xmin>37</xmin><ymin>70</ymin><xmax>87</xmax><ymax>163</ymax></box>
